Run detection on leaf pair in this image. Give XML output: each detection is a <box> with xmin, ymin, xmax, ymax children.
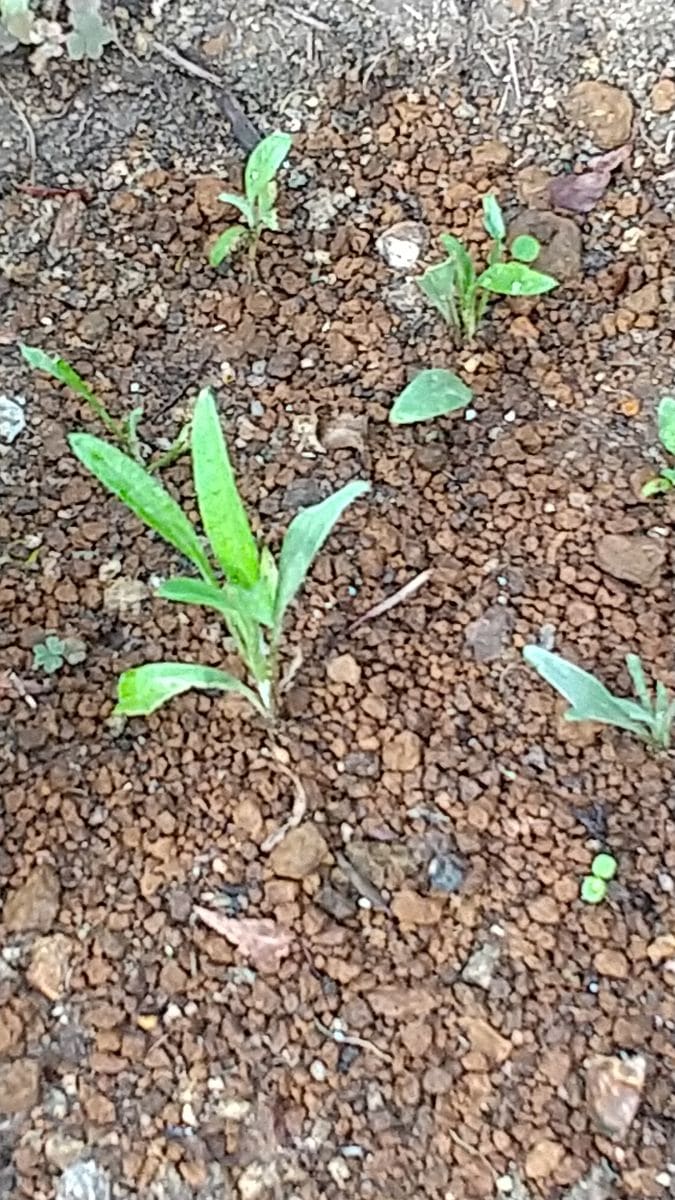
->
<box><xmin>642</xmin><ymin>396</ymin><xmax>675</xmax><ymax>498</ymax></box>
<box><xmin>210</xmin><ymin>132</ymin><xmax>292</xmax><ymax>267</ymax></box>
<box><xmin>70</xmin><ymin>389</ymin><xmax>369</xmax><ymax>719</ymax></box>
<box><xmin>524</xmin><ymin>646</ymin><xmax>675</xmax><ymax>749</ymax></box>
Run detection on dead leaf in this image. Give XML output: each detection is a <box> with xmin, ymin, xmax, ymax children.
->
<box><xmin>194</xmin><ymin>907</ymin><xmax>293</xmax><ymax>972</ymax></box>
<box><xmin>549</xmin><ymin>143</ymin><xmax>631</xmax><ymax>213</ymax></box>
<box><xmin>319</xmin><ymin>412</ymin><xmax>369</xmax><ymax>456</ymax></box>
<box><xmin>48</xmin><ymin>193</ymin><xmax>85</xmax><ymax>256</ymax></box>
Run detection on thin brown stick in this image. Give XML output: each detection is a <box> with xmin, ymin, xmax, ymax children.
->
<box><xmin>0</xmin><ymin>80</ymin><xmax>37</xmax><ymax>181</ymax></box>
<box><xmin>348</xmin><ymin>568</ymin><xmax>432</xmax><ymax>632</ymax></box>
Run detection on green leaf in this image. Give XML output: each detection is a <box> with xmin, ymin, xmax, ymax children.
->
<box><xmin>274</xmin><ymin>480</ymin><xmax>370</xmax><ymax>631</ymax></box>
<box><xmin>390</xmin><ymin>368</ymin><xmax>472</xmax><ymax>425</ymax></box>
<box><xmin>625</xmin><ymin>653</ymin><xmax>652</xmax><ymax>710</ymax></box>
<box><xmin>113</xmin><ymin>662</ymin><xmax>263</xmax><ymax>717</ymax></box>
<box><xmin>477</xmin><ymin>261</ymin><xmax>558</xmax><ymax>296</ymax></box>
<box><xmin>439</xmin><ymin>234</ymin><xmax>475</xmax><ymax>295</ymax></box>
<box><xmin>418</xmin><ymin>262</ymin><xmax>458</xmax><ymax>327</ymax></box>
<box><xmin>217</xmin><ymin>191</ymin><xmax>254</xmax><ymax>222</ymax></box>
<box><xmin>482</xmin><ymin>194</ymin><xmax>506</xmax><ymax>242</ymax></box>
<box><xmin>257</xmin><ymin>181</ymin><xmax>280</xmax><ymax>230</ymax></box>
<box><xmin>244</xmin><ymin>132</ymin><xmax>292</xmax><ymax>205</ymax></box>
<box><xmin>33</xmin><ymin>635</ymin><xmax>66</xmax><ymax>674</ymax></box>
<box><xmin>641</xmin><ymin>475</ymin><xmax>675</xmax><ymax>498</ymax></box>
<box><xmin>591</xmin><ymin>853</ymin><xmax>617</xmax><ymax>882</ymax></box>
<box><xmin>580</xmin><ymin>875</ymin><xmax>607</xmax><ymax>904</ymax></box>
<box><xmin>157</xmin><ymin>576</ymin><xmax>267</xmax><ymax>676</ymax></box>
<box><xmin>657</xmin><ymin>396</ymin><xmax>675</xmax><ymax>455</ymax></box>
<box><xmin>522</xmin><ymin>646</ymin><xmax>651</xmax><ymax>737</ymax></box>
<box><xmin>209</xmin><ymin>225</ymin><xmax>248</xmax><ymax>267</ymax></box>
<box><xmin>1</xmin><ymin>0</ymin><xmax>34</xmax><ymax>42</ymax></box>
<box><xmin>511</xmin><ymin>234</ymin><xmax>541</xmax><ymax>264</ymax></box>
<box><xmin>191</xmin><ymin>389</ymin><xmax>259</xmax><ymax>587</ymax></box>
<box><xmin>69</xmin><ymin>433</ymin><xmax>215</xmax><ymax>584</ymax></box>
<box><xmin>21</xmin><ymin>344</ymin><xmax>97</xmax><ymax>405</ymax></box>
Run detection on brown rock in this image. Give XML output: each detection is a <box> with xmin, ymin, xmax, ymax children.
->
<box><xmin>44</xmin><ymin>1132</ymin><xmax>86</xmax><ymax>1170</ymax></box>
<box><xmin>368</xmin><ymin>986</ymin><xmax>435</xmax><ymax>1020</ymax></box>
<box><xmin>392</xmin><ymin>889</ymin><xmax>442</xmax><ymax>926</ymax></box>
<box><xmin>586</xmin><ymin>1053</ymin><xmax>646</xmax><ymax>1138</ymax></box>
<box><xmin>465</xmin><ymin>605</ymin><xmax>513</xmax><ymax>663</ymax></box>
<box><xmin>0</xmin><ymin>1008</ymin><xmax>24</xmax><ymax>1055</ymax></box>
<box><xmin>3</xmin><ymin>865</ymin><xmax>60</xmax><ymax>933</ymax></box>
<box><xmin>400</xmin><ymin>1020</ymin><xmax>433</xmax><ymax>1056</ymax></box>
<box><xmin>327</xmin><ymin>329</ymin><xmax>354</xmax><ymax>366</ymax></box>
<box><xmin>470</xmin><ymin>139</ymin><xmax>511</xmax><ymax>167</ymax></box>
<box><xmin>528</xmin><ymin>895</ymin><xmax>559</xmax><ymax>925</ymax></box>
<box><xmin>623</xmin><ymin>283</ymin><xmax>659</xmax><ymax>315</ymax></box>
<box><xmin>159</xmin><ymin>960</ymin><xmax>188</xmax><ymax>994</ymax></box>
<box><xmin>516</xmin><ymin>166</ymin><xmax>551</xmax><ymax>210</ymax></box>
<box><xmin>567</xmin><ymin>599</ymin><xmax>597</xmax><ymax>627</ymax></box>
<box><xmin>327</xmin><ymin>653</ymin><xmax>361</xmax><ymax>687</ymax></box>
<box><xmin>26</xmin><ymin>934</ymin><xmax>72</xmax><ymax>1001</ymax></box>
<box><xmin>194</xmin><ymin>175</ymin><xmax>229</xmax><ymax>220</ymax></box>
<box><xmin>526</xmin><ymin>1138</ymin><xmax>564</xmax><ymax>1181</ymax></box>
<box><xmin>566</xmin><ymin>81</ymin><xmax>634</xmax><ymax>149</ymax></box>
<box><xmin>508</xmin><ymin>211</ymin><xmax>582</xmax><ymax>281</ymax></box>
<box><xmin>596</xmin><ymin>534</ymin><xmax>666</xmax><ymax>587</ymax></box>
<box><xmin>459</xmin><ymin>1017</ymin><xmax>511</xmax><ymax>1064</ymax></box>
<box><xmin>422</xmin><ymin>1065</ymin><xmax>453</xmax><ymax>1095</ymax></box>
<box><xmin>87</xmin><ymin>1003</ymin><xmax>123</xmax><ymax>1030</ymax></box>
<box><xmin>80</xmin><ymin>1084</ymin><xmax>116</xmax><ymax>1124</ymax></box>
<box><xmin>382</xmin><ymin>729</ymin><xmax>423</xmax><ymax>772</ymax></box>
<box><xmin>650</xmin><ymin>79</ymin><xmax>675</xmax><ymax>114</ymax></box>
<box><xmin>647</xmin><ymin>934</ymin><xmax>675</xmax><ymax>964</ymax></box>
<box><xmin>268</xmin><ymin>824</ymin><xmax>329</xmax><ymax>879</ymax></box>
<box><xmin>0</xmin><ymin>1058</ymin><xmax>39</xmax><ymax>1114</ymax></box>
<box><xmin>594</xmin><ymin>948</ymin><xmax>629</xmax><ymax>979</ymax></box>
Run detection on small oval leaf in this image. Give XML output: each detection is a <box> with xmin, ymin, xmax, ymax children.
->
<box><xmin>209</xmin><ymin>225</ymin><xmax>248</xmax><ymax>267</ymax></box>
<box><xmin>482</xmin><ymin>194</ymin><xmax>506</xmax><ymax>242</ymax></box>
<box><xmin>510</xmin><ymin>234</ymin><xmax>541</xmax><ymax>264</ymax></box>
<box><xmin>657</xmin><ymin>396</ymin><xmax>675</xmax><ymax>456</ymax></box>
<box><xmin>477</xmin><ymin>261</ymin><xmax>558</xmax><ymax>296</ymax></box>
<box><xmin>390</xmin><ymin>369</ymin><xmax>472</xmax><ymax>425</ymax></box>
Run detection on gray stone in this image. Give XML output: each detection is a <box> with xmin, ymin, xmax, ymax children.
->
<box><xmin>56</xmin><ymin>1161</ymin><xmax>111</xmax><ymax>1200</ymax></box>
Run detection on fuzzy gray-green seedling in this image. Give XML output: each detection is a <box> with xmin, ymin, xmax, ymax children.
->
<box><xmin>524</xmin><ymin>646</ymin><xmax>675</xmax><ymax>750</ymax></box>
<box><xmin>418</xmin><ymin>194</ymin><xmax>558</xmax><ymax>341</ymax></box>
<box><xmin>69</xmin><ymin>387</ymin><xmax>369</xmax><ymax>720</ymax></box>
<box><xmin>209</xmin><ymin>132</ymin><xmax>292</xmax><ymax>268</ymax></box>
<box><xmin>642</xmin><ymin>396</ymin><xmax>675</xmax><ymax>497</ymax></box>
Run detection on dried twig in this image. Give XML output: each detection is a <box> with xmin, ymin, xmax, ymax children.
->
<box><xmin>151</xmin><ymin>40</ymin><xmax>260</xmax><ymax>151</ymax></box>
<box><xmin>314</xmin><ymin>1018</ymin><xmax>392</xmax><ymax>1062</ymax></box>
<box><xmin>349</xmin><ymin>568</ymin><xmax>432</xmax><ymax>632</ymax></box>
<box><xmin>18</xmin><ymin>183</ymin><xmax>92</xmax><ymax>201</ymax></box>
<box><xmin>283</xmin><ymin>6</ymin><xmax>330</xmax><ymax>30</ymax></box>
<box><xmin>260</xmin><ymin>756</ymin><xmax>308</xmax><ymax>853</ymax></box>
<box><xmin>0</xmin><ymin>80</ymin><xmax>37</xmax><ymax>181</ymax></box>
<box><xmin>335</xmin><ymin>851</ymin><xmax>389</xmax><ymax>912</ymax></box>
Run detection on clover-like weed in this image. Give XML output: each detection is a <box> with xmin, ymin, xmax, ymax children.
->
<box><xmin>418</xmin><ymin>195</ymin><xmax>558</xmax><ymax>340</ymax></box>
<box><xmin>33</xmin><ymin>634</ymin><xmax>87</xmax><ymax>674</ymax></box>
<box><xmin>524</xmin><ymin>646</ymin><xmax>675</xmax><ymax>750</ymax></box>
<box><xmin>209</xmin><ymin>132</ymin><xmax>292</xmax><ymax>268</ymax></box>
<box><xmin>69</xmin><ymin>388</ymin><xmax>369</xmax><ymax>720</ymax></box>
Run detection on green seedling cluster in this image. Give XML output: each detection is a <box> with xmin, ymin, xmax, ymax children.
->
<box><xmin>580</xmin><ymin>853</ymin><xmax>618</xmax><ymax>904</ymax></box>
<box><xmin>33</xmin><ymin>634</ymin><xmax>87</xmax><ymax>674</ymax></box>
<box><xmin>523</xmin><ymin>647</ymin><xmax>675</xmax><ymax>750</ymax></box>
<box><xmin>69</xmin><ymin>389</ymin><xmax>368</xmax><ymax>720</ymax></box>
<box><xmin>210</xmin><ymin>132</ymin><xmax>292</xmax><ymax>268</ymax></box>
<box><xmin>642</xmin><ymin>396</ymin><xmax>675</xmax><ymax>497</ymax></box>
<box><xmin>417</xmin><ymin>196</ymin><xmax>559</xmax><ymax>341</ymax></box>
<box><xmin>21</xmin><ymin>345</ymin><xmax>190</xmax><ymax>472</ymax></box>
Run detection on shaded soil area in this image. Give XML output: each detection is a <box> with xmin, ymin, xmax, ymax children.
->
<box><xmin>1</xmin><ymin>29</ymin><xmax>675</xmax><ymax>1200</ymax></box>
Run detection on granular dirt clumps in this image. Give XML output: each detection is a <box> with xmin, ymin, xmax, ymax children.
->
<box><xmin>1</xmin><ymin>42</ymin><xmax>674</xmax><ymax>1200</ymax></box>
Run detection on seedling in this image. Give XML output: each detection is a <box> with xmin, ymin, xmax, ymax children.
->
<box><xmin>523</xmin><ymin>646</ymin><xmax>675</xmax><ymax>750</ymax></box>
<box><xmin>580</xmin><ymin>853</ymin><xmax>617</xmax><ymax>904</ymax></box>
<box><xmin>33</xmin><ymin>634</ymin><xmax>87</xmax><ymax>674</ymax></box>
<box><xmin>389</xmin><ymin>368</ymin><xmax>472</xmax><ymax>425</ymax></box>
<box><xmin>642</xmin><ymin>396</ymin><xmax>675</xmax><ymax>497</ymax></box>
<box><xmin>209</xmin><ymin>132</ymin><xmax>292</xmax><ymax>268</ymax></box>
<box><xmin>418</xmin><ymin>195</ymin><xmax>558</xmax><ymax>340</ymax></box>
<box><xmin>21</xmin><ymin>345</ymin><xmax>189</xmax><ymax>472</ymax></box>
<box><xmin>69</xmin><ymin>388</ymin><xmax>369</xmax><ymax>720</ymax></box>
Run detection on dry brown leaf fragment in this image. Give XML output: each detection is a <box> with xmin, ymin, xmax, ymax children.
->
<box><xmin>549</xmin><ymin>144</ymin><xmax>631</xmax><ymax>213</ymax></box>
<box><xmin>194</xmin><ymin>907</ymin><xmax>293</xmax><ymax>972</ymax></box>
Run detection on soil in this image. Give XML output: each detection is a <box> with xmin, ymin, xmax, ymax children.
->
<box><xmin>1</xmin><ymin>4</ymin><xmax>675</xmax><ymax>1200</ymax></box>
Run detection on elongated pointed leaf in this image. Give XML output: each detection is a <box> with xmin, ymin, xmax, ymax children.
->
<box><xmin>657</xmin><ymin>396</ymin><xmax>675</xmax><ymax>455</ymax></box>
<box><xmin>439</xmin><ymin>234</ymin><xmax>475</xmax><ymax>294</ymax></box>
<box><xmin>244</xmin><ymin>132</ymin><xmax>292</xmax><ymax>205</ymax></box>
<box><xmin>209</xmin><ymin>224</ymin><xmax>248</xmax><ymax>267</ymax></box>
<box><xmin>21</xmin><ymin>344</ymin><xmax>95</xmax><ymax>402</ymax></box>
<box><xmin>114</xmin><ymin>662</ymin><xmax>263</xmax><ymax>716</ymax></box>
<box><xmin>274</xmin><ymin>480</ymin><xmax>370</xmax><ymax>630</ymax></box>
<box><xmin>482</xmin><ymin>194</ymin><xmax>506</xmax><ymax>242</ymax></box>
<box><xmin>217</xmin><ymin>192</ymin><xmax>253</xmax><ymax>222</ymax></box>
<box><xmin>523</xmin><ymin>646</ymin><xmax>651</xmax><ymax>736</ymax></box>
<box><xmin>69</xmin><ymin>433</ymin><xmax>215</xmax><ymax>583</ymax></box>
<box><xmin>477</xmin><ymin>261</ymin><xmax>558</xmax><ymax>296</ymax></box>
<box><xmin>191</xmin><ymin>389</ymin><xmax>259</xmax><ymax>587</ymax></box>
<box><xmin>390</xmin><ymin>369</ymin><xmax>472</xmax><ymax>425</ymax></box>
<box><xmin>418</xmin><ymin>262</ymin><xmax>458</xmax><ymax>326</ymax></box>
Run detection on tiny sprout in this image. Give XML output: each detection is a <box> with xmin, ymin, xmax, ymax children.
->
<box><xmin>580</xmin><ymin>852</ymin><xmax>618</xmax><ymax>904</ymax></box>
<box><xmin>510</xmin><ymin>234</ymin><xmax>540</xmax><ymax>264</ymax></box>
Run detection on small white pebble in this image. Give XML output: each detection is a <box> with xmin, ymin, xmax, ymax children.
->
<box><xmin>658</xmin><ymin>873</ymin><xmax>674</xmax><ymax>893</ymax></box>
<box><xmin>503</xmin><ymin>409</ymin><xmax>516</xmax><ymax>423</ymax></box>
<box><xmin>357</xmin><ymin>897</ymin><xmax>372</xmax><ymax>909</ymax></box>
<box><xmin>496</xmin><ymin>1176</ymin><xmax>514</xmax><ymax>1195</ymax></box>
<box><xmin>130</xmin><ymin>382</ymin><xmax>141</xmax><ymax>394</ymax></box>
<box><xmin>310</xmin><ymin>1059</ymin><xmax>327</xmax><ymax>1082</ymax></box>
<box><xmin>340</xmin><ymin>822</ymin><xmax>353</xmax><ymax>843</ymax></box>
<box><xmin>464</xmin><ymin>408</ymin><xmax>478</xmax><ymax>422</ymax></box>
<box><xmin>656</xmin><ymin>1173</ymin><xmax>671</xmax><ymax>1187</ymax></box>
<box><xmin>163</xmin><ymin>1003</ymin><xmax>182</xmax><ymax>1023</ymax></box>
<box><xmin>181</xmin><ymin>1101</ymin><xmax>197</xmax><ymax>1127</ymax></box>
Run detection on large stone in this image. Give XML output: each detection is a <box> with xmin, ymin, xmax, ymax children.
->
<box><xmin>0</xmin><ymin>1058</ymin><xmax>39</xmax><ymax>1114</ymax></box>
<box><xmin>3</xmin><ymin>865</ymin><xmax>61</xmax><ymax>932</ymax></box>
<box><xmin>566</xmin><ymin>82</ymin><xmax>634</xmax><ymax>149</ymax></box>
<box><xmin>585</xmin><ymin>1053</ymin><xmax>646</xmax><ymax>1138</ymax></box>
<box><xmin>596</xmin><ymin>534</ymin><xmax>666</xmax><ymax>587</ymax></box>
<box><xmin>26</xmin><ymin>934</ymin><xmax>73</xmax><ymax>1000</ymax></box>
<box><xmin>268</xmin><ymin>824</ymin><xmax>329</xmax><ymax>879</ymax></box>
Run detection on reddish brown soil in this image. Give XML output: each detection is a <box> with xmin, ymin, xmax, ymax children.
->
<box><xmin>1</xmin><ymin>86</ymin><xmax>675</xmax><ymax>1199</ymax></box>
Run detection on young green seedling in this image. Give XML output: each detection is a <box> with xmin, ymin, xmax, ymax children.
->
<box><xmin>418</xmin><ymin>195</ymin><xmax>558</xmax><ymax>341</ymax></box>
<box><xmin>580</xmin><ymin>853</ymin><xmax>617</xmax><ymax>904</ymax></box>
<box><xmin>523</xmin><ymin>646</ymin><xmax>675</xmax><ymax>750</ymax></box>
<box><xmin>69</xmin><ymin>388</ymin><xmax>369</xmax><ymax>720</ymax></box>
<box><xmin>21</xmin><ymin>344</ymin><xmax>189</xmax><ymax>472</ymax></box>
<box><xmin>642</xmin><ymin>396</ymin><xmax>675</xmax><ymax>497</ymax></box>
<box><xmin>389</xmin><ymin>368</ymin><xmax>472</xmax><ymax>425</ymax></box>
<box><xmin>33</xmin><ymin>634</ymin><xmax>87</xmax><ymax>674</ymax></box>
<box><xmin>209</xmin><ymin>131</ymin><xmax>292</xmax><ymax>268</ymax></box>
